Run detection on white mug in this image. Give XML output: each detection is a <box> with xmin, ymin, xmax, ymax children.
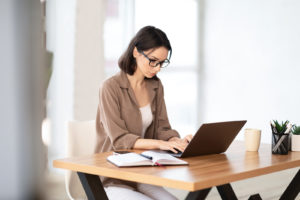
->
<box><xmin>245</xmin><ymin>128</ymin><xmax>261</xmax><ymax>151</ymax></box>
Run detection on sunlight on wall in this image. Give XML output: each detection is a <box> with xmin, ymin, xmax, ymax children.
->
<box><xmin>203</xmin><ymin>0</ymin><xmax>300</xmax><ymax>143</ymax></box>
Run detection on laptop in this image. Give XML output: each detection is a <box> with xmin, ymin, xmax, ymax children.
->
<box><xmin>168</xmin><ymin>120</ymin><xmax>247</xmax><ymax>158</ymax></box>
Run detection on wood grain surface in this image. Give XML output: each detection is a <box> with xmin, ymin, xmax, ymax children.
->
<box><xmin>53</xmin><ymin>141</ymin><xmax>300</xmax><ymax>191</ymax></box>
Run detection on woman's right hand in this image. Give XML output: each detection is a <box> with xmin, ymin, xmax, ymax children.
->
<box><xmin>156</xmin><ymin>139</ymin><xmax>187</xmax><ymax>153</ymax></box>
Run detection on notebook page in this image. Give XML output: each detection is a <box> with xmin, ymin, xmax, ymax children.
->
<box><xmin>107</xmin><ymin>153</ymin><xmax>151</xmax><ymax>166</ymax></box>
<box><xmin>141</xmin><ymin>151</ymin><xmax>187</xmax><ymax>165</ymax></box>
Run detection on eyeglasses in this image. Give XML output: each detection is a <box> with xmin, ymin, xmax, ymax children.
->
<box><xmin>137</xmin><ymin>49</ymin><xmax>170</xmax><ymax>68</ymax></box>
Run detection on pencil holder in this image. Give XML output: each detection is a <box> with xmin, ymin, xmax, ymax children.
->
<box><xmin>272</xmin><ymin>132</ymin><xmax>290</xmax><ymax>154</ymax></box>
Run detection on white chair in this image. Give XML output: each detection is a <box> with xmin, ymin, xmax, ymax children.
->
<box><xmin>65</xmin><ymin>120</ymin><xmax>97</xmax><ymax>200</ymax></box>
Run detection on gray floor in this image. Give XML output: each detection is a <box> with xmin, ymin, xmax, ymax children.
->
<box><xmin>45</xmin><ymin>168</ymin><xmax>300</xmax><ymax>200</ymax></box>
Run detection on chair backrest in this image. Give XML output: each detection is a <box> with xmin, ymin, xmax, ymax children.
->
<box><xmin>65</xmin><ymin>120</ymin><xmax>97</xmax><ymax>200</ymax></box>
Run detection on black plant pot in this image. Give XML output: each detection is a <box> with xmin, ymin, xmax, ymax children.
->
<box><xmin>272</xmin><ymin>132</ymin><xmax>289</xmax><ymax>155</ymax></box>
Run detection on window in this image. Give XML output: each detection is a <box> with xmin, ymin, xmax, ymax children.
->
<box><xmin>104</xmin><ymin>0</ymin><xmax>135</xmax><ymax>76</ymax></box>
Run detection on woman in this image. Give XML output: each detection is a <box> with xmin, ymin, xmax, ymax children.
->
<box><xmin>95</xmin><ymin>26</ymin><xmax>192</xmax><ymax>200</ymax></box>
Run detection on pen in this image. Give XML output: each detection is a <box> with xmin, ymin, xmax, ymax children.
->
<box><xmin>140</xmin><ymin>154</ymin><xmax>152</xmax><ymax>160</ymax></box>
<box><xmin>140</xmin><ymin>154</ymin><xmax>163</xmax><ymax>167</ymax></box>
<box><xmin>270</xmin><ymin>121</ymin><xmax>277</xmax><ymax>133</ymax></box>
<box><xmin>285</xmin><ymin>123</ymin><xmax>292</xmax><ymax>133</ymax></box>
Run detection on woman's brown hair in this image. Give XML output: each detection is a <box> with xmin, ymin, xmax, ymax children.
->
<box><xmin>118</xmin><ymin>26</ymin><xmax>172</xmax><ymax>76</ymax></box>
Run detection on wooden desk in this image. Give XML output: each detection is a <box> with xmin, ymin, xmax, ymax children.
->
<box><xmin>53</xmin><ymin>141</ymin><xmax>300</xmax><ymax>200</ymax></box>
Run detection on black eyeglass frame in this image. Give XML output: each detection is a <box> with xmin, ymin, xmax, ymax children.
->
<box><xmin>137</xmin><ymin>48</ymin><xmax>170</xmax><ymax>68</ymax></box>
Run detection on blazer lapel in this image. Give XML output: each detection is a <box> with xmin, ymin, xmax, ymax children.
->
<box><xmin>119</xmin><ymin>71</ymin><xmax>140</xmax><ymax>107</ymax></box>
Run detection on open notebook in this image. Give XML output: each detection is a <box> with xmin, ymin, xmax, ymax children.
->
<box><xmin>107</xmin><ymin>150</ymin><xmax>188</xmax><ymax>167</ymax></box>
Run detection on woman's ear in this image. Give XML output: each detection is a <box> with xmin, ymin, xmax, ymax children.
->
<box><xmin>133</xmin><ymin>47</ymin><xmax>139</xmax><ymax>58</ymax></box>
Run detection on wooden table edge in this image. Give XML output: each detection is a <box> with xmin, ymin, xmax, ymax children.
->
<box><xmin>53</xmin><ymin>160</ymin><xmax>195</xmax><ymax>191</ymax></box>
<box><xmin>53</xmin><ymin>159</ymin><xmax>300</xmax><ymax>191</ymax></box>
<box><xmin>193</xmin><ymin>161</ymin><xmax>300</xmax><ymax>191</ymax></box>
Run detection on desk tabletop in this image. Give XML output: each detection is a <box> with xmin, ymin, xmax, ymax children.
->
<box><xmin>53</xmin><ymin>141</ymin><xmax>300</xmax><ymax>191</ymax></box>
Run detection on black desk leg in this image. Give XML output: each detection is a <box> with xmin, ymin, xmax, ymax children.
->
<box><xmin>77</xmin><ymin>172</ymin><xmax>109</xmax><ymax>200</ymax></box>
<box><xmin>216</xmin><ymin>183</ymin><xmax>238</xmax><ymax>200</ymax></box>
<box><xmin>248</xmin><ymin>194</ymin><xmax>262</xmax><ymax>200</ymax></box>
<box><xmin>185</xmin><ymin>188</ymin><xmax>211</xmax><ymax>200</ymax></box>
<box><xmin>185</xmin><ymin>187</ymin><xmax>212</xmax><ymax>200</ymax></box>
<box><xmin>279</xmin><ymin>169</ymin><xmax>300</xmax><ymax>200</ymax></box>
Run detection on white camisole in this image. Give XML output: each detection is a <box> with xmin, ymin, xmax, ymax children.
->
<box><xmin>139</xmin><ymin>104</ymin><xmax>153</xmax><ymax>138</ymax></box>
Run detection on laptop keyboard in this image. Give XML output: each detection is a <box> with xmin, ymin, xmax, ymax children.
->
<box><xmin>165</xmin><ymin>149</ymin><xmax>183</xmax><ymax>157</ymax></box>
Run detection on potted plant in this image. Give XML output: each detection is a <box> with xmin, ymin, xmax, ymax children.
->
<box><xmin>291</xmin><ymin>125</ymin><xmax>300</xmax><ymax>151</ymax></box>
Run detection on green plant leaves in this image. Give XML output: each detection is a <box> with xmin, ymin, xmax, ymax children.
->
<box><xmin>292</xmin><ymin>125</ymin><xmax>300</xmax><ymax>135</ymax></box>
<box><xmin>273</xmin><ymin>120</ymin><xmax>289</xmax><ymax>134</ymax></box>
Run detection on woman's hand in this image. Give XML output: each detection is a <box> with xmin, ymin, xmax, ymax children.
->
<box><xmin>161</xmin><ymin>136</ymin><xmax>193</xmax><ymax>153</ymax></box>
<box><xmin>157</xmin><ymin>139</ymin><xmax>187</xmax><ymax>153</ymax></box>
<box><xmin>183</xmin><ymin>134</ymin><xmax>193</xmax><ymax>143</ymax></box>
<box><xmin>169</xmin><ymin>135</ymin><xmax>193</xmax><ymax>143</ymax></box>
<box><xmin>133</xmin><ymin>135</ymin><xmax>194</xmax><ymax>153</ymax></box>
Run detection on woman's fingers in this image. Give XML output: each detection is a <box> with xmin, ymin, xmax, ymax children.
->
<box><xmin>169</xmin><ymin>141</ymin><xmax>186</xmax><ymax>153</ymax></box>
<box><xmin>169</xmin><ymin>148</ymin><xmax>178</xmax><ymax>153</ymax></box>
<box><xmin>158</xmin><ymin>141</ymin><xmax>177</xmax><ymax>152</ymax></box>
<box><xmin>158</xmin><ymin>140</ymin><xmax>188</xmax><ymax>153</ymax></box>
<box><xmin>184</xmin><ymin>134</ymin><xmax>193</xmax><ymax>143</ymax></box>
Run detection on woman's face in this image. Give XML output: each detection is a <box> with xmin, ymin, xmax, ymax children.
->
<box><xmin>133</xmin><ymin>46</ymin><xmax>169</xmax><ymax>78</ymax></box>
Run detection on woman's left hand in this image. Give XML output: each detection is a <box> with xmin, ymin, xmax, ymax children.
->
<box><xmin>183</xmin><ymin>134</ymin><xmax>193</xmax><ymax>143</ymax></box>
<box><xmin>169</xmin><ymin>134</ymin><xmax>193</xmax><ymax>145</ymax></box>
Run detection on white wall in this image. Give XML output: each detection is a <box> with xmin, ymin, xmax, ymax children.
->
<box><xmin>202</xmin><ymin>0</ymin><xmax>300</xmax><ymax>143</ymax></box>
<box><xmin>46</xmin><ymin>0</ymin><xmax>106</xmax><ymax>169</ymax></box>
<box><xmin>74</xmin><ymin>0</ymin><xmax>105</xmax><ymax>120</ymax></box>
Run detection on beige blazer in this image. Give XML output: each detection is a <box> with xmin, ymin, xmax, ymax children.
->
<box><xmin>95</xmin><ymin>71</ymin><xmax>180</xmax><ymax>189</ymax></box>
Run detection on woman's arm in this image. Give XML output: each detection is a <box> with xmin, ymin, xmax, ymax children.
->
<box><xmin>98</xmin><ymin>80</ymin><xmax>140</xmax><ymax>150</ymax></box>
<box><xmin>133</xmin><ymin>138</ymin><xmax>188</xmax><ymax>153</ymax></box>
